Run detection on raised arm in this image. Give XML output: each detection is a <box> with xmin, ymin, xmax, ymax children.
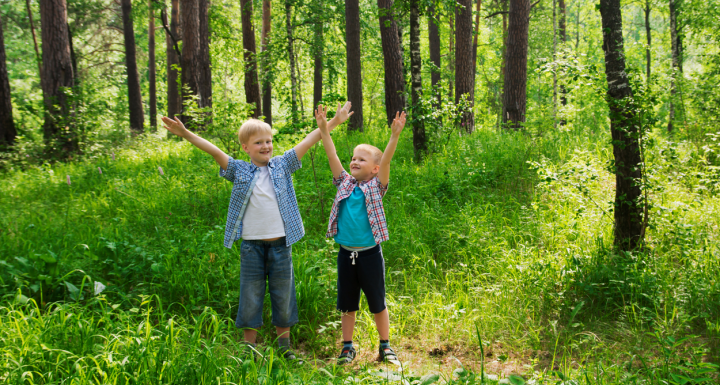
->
<box><xmin>314</xmin><ymin>105</ymin><xmax>345</xmax><ymax>179</ymax></box>
<box><xmin>162</xmin><ymin>116</ymin><xmax>230</xmax><ymax>170</ymax></box>
<box><xmin>377</xmin><ymin>111</ymin><xmax>406</xmax><ymax>187</ymax></box>
<box><xmin>294</xmin><ymin>101</ymin><xmax>354</xmax><ymax>160</ymax></box>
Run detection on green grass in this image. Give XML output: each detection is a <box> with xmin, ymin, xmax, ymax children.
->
<box><xmin>1</xmin><ymin>125</ymin><xmax>719</xmax><ymax>384</ymax></box>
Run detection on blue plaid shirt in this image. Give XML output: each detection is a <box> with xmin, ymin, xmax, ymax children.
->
<box><xmin>219</xmin><ymin>148</ymin><xmax>304</xmax><ymax>248</ymax></box>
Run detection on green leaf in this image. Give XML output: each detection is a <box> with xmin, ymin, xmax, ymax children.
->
<box><xmin>420</xmin><ymin>373</ymin><xmax>440</xmax><ymax>385</ymax></box>
<box><xmin>508</xmin><ymin>374</ymin><xmax>526</xmax><ymax>385</ymax></box>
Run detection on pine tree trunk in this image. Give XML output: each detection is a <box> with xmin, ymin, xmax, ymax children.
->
<box><xmin>558</xmin><ymin>0</ymin><xmax>566</xmax><ymax>42</ymax></box>
<box><xmin>181</xmin><ymin>0</ymin><xmax>200</xmax><ymax>126</ymax></box>
<box><xmin>149</xmin><ymin>0</ymin><xmax>157</xmax><ymax>129</ymax></box>
<box><xmin>502</xmin><ymin>0</ymin><xmax>529</xmax><ymax>129</ymax></box>
<box><xmin>456</xmin><ymin>0</ymin><xmax>474</xmax><ymax>133</ymax></box>
<box><xmin>409</xmin><ymin>0</ymin><xmax>425</xmax><ymax>159</ymax></box>
<box><xmin>428</xmin><ymin>6</ymin><xmax>441</xmax><ymax>104</ymax></box>
<box><xmin>345</xmin><ymin>0</ymin><xmax>363</xmax><ymax>131</ymax></box>
<box><xmin>261</xmin><ymin>0</ymin><xmax>272</xmax><ymax>125</ymax></box>
<box><xmin>285</xmin><ymin>0</ymin><xmax>298</xmax><ymax>124</ymax></box>
<box><xmin>378</xmin><ymin>0</ymin><xmax>406</xmax><ymax>127</ymax></box>
<box><xmin>198</xmin><ymin>0</ymin><xmax>211</xmax><ymax>113</ymax></box>
<box><xmin>644</xmin><ymin>0</ymin><xmax>651</xmax><ymax>82</ymax></box>
<box><xmin>599</xmin><ymin>0</ymin><xmax>643</xmax><ymax>251</ymax></box>
<box><xmin>40</xmin><ymin>0</ymin><xmax>76</xmax><ymax>151</ymax></box>
<box><xmin>166</xmin><ymin>0</ymin><xmax>181</xmax><ymax>119</ymax></box>
<box><xmin>668</xmin><ymin>0</ymin><xmax>681</xmax><ymax>133</ymax></box>
<box><xmin>121</xmin><ymin>0</ymin><xmax>144</xmax><ymax>132</ymax></box>
<box><xmin>313</xmin><ymin>0</ymin><xmax>324</xmax><ymax>110</ymax></box>
<box><xmin>241</xmin><ymin>0</ymin><xmax>261</xmax><ymax>118</ymax></box>
<box><xmin>0</xmin><ymin>14</ymin><xmax>16</xmax><ymax>146</ymax></box>
<box><xmin>472</xmin><ymin>0</ymin><xmax>482</xmax><ymax>77</ymax></box>
<box><xmin>26</xmin><ymin>0</ymin><xmax>42</xmax><ymax>83</ymax></box>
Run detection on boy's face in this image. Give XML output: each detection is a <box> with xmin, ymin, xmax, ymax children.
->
<box><xmin>242</xmin><ymin>132</ymin><xmax>273</xmax><ymax>167</ymax></box>
<box><xmin>349</xmin><ymin>149</ymin><xmax>380</xmax><ymax>181</ymax></box>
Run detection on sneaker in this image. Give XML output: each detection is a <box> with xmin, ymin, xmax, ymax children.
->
<box><xmin>280</xmin><ymin>348</ymin><xmax>303</xmax><ymax>364</ymax></box>
<box><xmin>378</xmin><ymin>346</ymin><xmax>398</xmax><ymax>362</ymax></box>
<box><xmin>337</xmin><ymin>346</ymin><xmax>356</xmax><ymax>365</ymax></box>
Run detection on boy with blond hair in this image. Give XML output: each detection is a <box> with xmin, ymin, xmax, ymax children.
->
<box><xmin>314</xmin><ymin>105</ymin><xmax>406</xmax><ymax>364</ymax></box>
<box><xmin>161</xmin><ymin>103</ymin><xmax>353</xmax><ymax>360</ymax></box>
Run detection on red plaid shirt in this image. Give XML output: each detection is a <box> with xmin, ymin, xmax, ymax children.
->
<box><xmin>326</xmin><ymin>171</ymin><xmax>389</xmax><ymax>244</ymax></box>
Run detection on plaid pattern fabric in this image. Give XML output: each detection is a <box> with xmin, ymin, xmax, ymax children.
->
<box><xmin>220</xmin><ymin>148</ymin><xmax>304</xmax><ymax>248</ymax></box>
<box><xmin>327</xmin><ymin>171</ymin><xmax>389</xmax><ymax>244</ymax></box>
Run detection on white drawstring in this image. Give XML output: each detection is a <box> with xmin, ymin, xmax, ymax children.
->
<box><xmin>350</xmin><ymin>251</ymin><xmax>358</xmax><ymax>265</ymax></box>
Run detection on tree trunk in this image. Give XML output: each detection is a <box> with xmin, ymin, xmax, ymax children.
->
<box><xmin>121</xmin><ymin>0</ymin><xmax>144</xmax><ymax>132</ymax></box>
<box><xmin>456</xmin><ymin>0</ymin><xmax>475</xmax><ymax>133</ymax></box>
<box><xmin>409</xmin><ymin>0</ymin><xmax>425</xmax><ymax>159</ymax></box>
<box><xmin>149</xmin><ymin>0</ymin><xmax>157</xmax><ymax>129</ymax></box>
<box><xmin>644</xmin><ymin>0</ymin><xmax>651</xmax><ymax>83</ymax></box>
<box><xmin>502</xmin><ymin>0</ymin><xmax>529</xmax><ymax>129</ymax></box>
<box><xmin>240</xmin><ymin>0</ymin><xmax>261</xmax><ymax>118</ymax></box>
<box><xmin>668</xmin><ymin>0</ymin><xmax>681</xmax><ymax>133</ymax></box>
<box><xmin>558</xmin><ymin>0</ymin><xmax>566</xmax><ymax>42</ymax></box>
<box><xmin>428</xmin><ymin>6</ymin><xmax>441</xmax><ymax>100</ymax></box>
<box><xmin>261</xmin><ymin>0</ymin><xmax>272</xmax><ymax>125</ymax></box>
<box><xmin>198</xmin><ymin>0</ymin><xmax>211</xmax><ymax>112</ymax></box>
<box><xmin>0</xmin><ymin>14</ymin><xmax>16</xmax><ymax>146</ymax></box>
<box><xmin>166</xmin><ymin>0</ymin><xmax>181</xmax><ymax>119</ymax></box>
<box><xmin>378</xmin><ymin>0</ymin><xmax>406</xmax><ymax>127</ymax></box>
<box><xmin>345</xmin><ymin>0</ymin><xmax>363</xmax><ymax>131</ymax></box>
<box><xmin>472</xmin><ymin>0</ymin><xmax>482</xmax><ymax>77</ymax></box>
<box><xmin>552</xmin><ymin>0</ymin><xmax>557</xmax><ymax>129</ymax></box>
<box><xmin>313</xmin><ymin>0</ymin><xmax>323</xmax><ymax>110</ymax></box>
<box><xmin>181</xmin><ymin>0</ymin><xmax>200</xmax><ymax>126</ymax></box>
<box><xmin>26</xmin><ymin>0</ymin><xmax>43</xmax><ymax>83</ymax></box>
<box><xmin>285</xmin><ymin>0</ymin><xmax>298</xmax><ymax>124</ymax></box>
<box><xmin>448</xmin><ymin>14</ymin><xmax>454</xmax><ymax>101</ymax></box>
<box><xmin>599</xmin><ymin>0</ymin><xmax>643</xmax><ymax>251</ymax></box>
<box><xmin>40</xmin><ymin>0</ymin><xmax>76</xmax><ymax>150</ymax></box>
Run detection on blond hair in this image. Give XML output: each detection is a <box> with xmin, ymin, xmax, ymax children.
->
<box><xmin>238</xmin><ymin>119</ymin><xmax>273</xmax><ymax>144</ymax></box>
<box><xmin>354</xmin><ymin>144</ymin><xmax>383</xmax><ymax>164</ymax></box>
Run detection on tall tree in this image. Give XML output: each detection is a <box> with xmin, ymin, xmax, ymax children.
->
<box><xmin>313</xmin><ymin>0</ymin><xmax>324</xmax><ymax>111</ymax></box>
<box><xmin>285</xmin><ymin>0</ymin><xmax>299</xmax><ymax>123</ymax></box>
<box><xmin>410</xmin><ymin>0</ymin><xmax>425</xmax><ymax>158</ymax></box>
<box><xmin>25</xmin><ymin>0</ymin><xmax>42</xmax><ymax>82</ymax></box>
<box><xmin>378</xmin><ymin>0</ymin><xmax>406</xmax><ymax>127</ymax></box>
<box><xmin>599</xmin><ymin>0</ymin><xmax>644</xmax><ymax>251</ymax></box>
<box><xmin>261</xmin><ymin>0</ymin><xmax>272</xmax><ymax>125</ymax></box>
<box><xmin>448</xmin><ymin>14</ymin><xmax>455</xmax><ymax>100</ymax></box>
<box><xmin>240</xmin><ymin>0</ymin><xmax>261</xmax><ymax>118</ymax></box>
<box><xmin>198</xmin><ymin>0</ymin><xmax>211</xmax><ymax>113</ymax></box>
<box><xmin>558</xmin><ymin>0</ymin><xmax>566</xmax><ymax>42</ymax></box>
<box><xmin>40</xmin><ymin>0</ymin><xmax>76</xmax><ymax>150</ymax></box>
<box><xmin>0</xmin><ymin>14</ymin><xmax>16</xmax><ymax>146</ymax></box>
<box><xmin>428</xmin><ymin>6</ymin><xmax>441</xmax><ymax>93</ymax></box>
<box><xmin>164</xmin><ymin>0</ymin><xmax>181</xmax><ymax>119</ymax></box>
<box><xmin>121</xmin><ymin>0</ymin><xmax>144</xmax><ymax>132</ymax></box>
<box><xmin>456</xmin><ymin>0</ymin><xmax>475</xmax><ymax>133</ymax></box>
<box><xmin>668</xmin><ymin>0</ymin><xmax>682</xmax><ymax>132</ymax></box>
<box><xmin>502</xmin><ymin>0</ymin><xmax>529</xmax><ymax>129</ymax></box>
<box><xmin>472</xmin><ymin>0</ymin><xmax>483</xmax><ymax>77</ymax></box>
<box><xmin>149</xmin><ymin>0</ymin><xmax>157</xmax><ymax>129</ymax></box>
<box><xmin>345</xmin><ymin>0</ymin><xmax>363</xmax><ymax>131</ymax></box>
<box><xmin>644</xmin><ymin>0</ymin><xmax>651</xmax><ymax>82</ymax></box>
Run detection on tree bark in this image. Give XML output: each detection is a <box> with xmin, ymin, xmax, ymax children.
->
<box><xmin>26</xmin><ymin>0</ymin><xmax>43</xmax><ymax>83</ymax></box>
<box><xmin>121</xmin><ymin>0</ymin><xmax>144</xmax><ymax>132</ymax></box>
<box><xmin>668</xmin><ymin>0</ymin><xmax>682</xmax><ymax>133</ymax></box>
<box><xmin>285</xmin><ymin>0</ymin><xmax>299</xmax><ymax>124</ymax></box>
<box><xmin>313</xmin><ymin>0</ymin><xmax>324</xmax><ymax>111</ymax></box>
<box><xmin>644</xmin><ymin>0</ymin><xmax>651</xmax><ymax>83</ymax></box>
<box><xmin>472</xmin><ymin>0</ymin><xmax>482</xmax><ymax>77</ymax></box>
<box><xmin>502</xmin><ymin>0</ymin><xmax>529</xmax><ymax>129</ymax></box>
<box><xmin>599</xmin><ymin>0</ymin><xmax>643</xmax><ymax>251</ymax></box>
<box><xmin>261</xmin><ymin>0</ymin><xmax>272</xmax><ymax>125</ymax></box>
<box><xmin>428</xmin><ymin>6</ymin><xmax>441</xmax><ymax>96</ymax></box>
<box><xmin>345</xmin><ymin>0</ymin><xmax>363</xmax><ymax>131</ymax></box>
<box><xmin>166</xmin><ymin>0</ymin><xmax>181</xmax><ymax>119</ymax></box>
<box><xmin>378</xmin><ymin>0</ymin><xmax>406</xmax><ymax>127</ymax></box>
<box><xmin>410</xmin><ymin>0</ymin><xmax>425</xmax><ymax>159</ymax></box>
<box><xmin>40</xmin><ymin>0</ymin><xmax>76</xmax><ymax>150</ymax></box>
<box><xmin>181</xmin><ymin>0</ymin><xmax>199</xmax><ymax>125</ymax></box>
<box><xmin>0</xmin><ymin>14</ymin><xmax>16</xmax><ymax>146</ymax></box>
<box><xmin>240</xmin><ymin>0</ymin><xmax>261</xmax><ymax>118</ymax></box>
<box><xmin>456</xmin><ymin>0</ymin><xmax>475</xmax><ymax>133</ymax></box>
<box><xmin>558</xmin><ymin>0</ymin><xmax>566</xmax><ymax>42</ymax></box>
<box><xmin>198</xmin><ymin>0</ymin><xmax>211</xmax><ymax>113</ymax></box>
<box><xmin>448</xmin><ymin>14</ymin><xmax>455</xmax><ymax>101</ymax></box>
<box><xmin>149</xmin><ymin>0</ymin><xmax>157</xmax><ymax>129</ymax></box>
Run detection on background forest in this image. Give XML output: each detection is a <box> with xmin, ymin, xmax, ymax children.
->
<box><xmin>1</xmin><ymin>0</ymin><xmax>720</xmax><ymax>384</ymax></box>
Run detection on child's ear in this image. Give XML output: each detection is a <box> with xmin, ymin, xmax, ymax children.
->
<box><xmin>241</xmin><ymin>142</ymin><xmax>248</xmax><ymax>153</ymax></box>
<box><xmin>372</xmin><ymin>164</ymin><xmax>381</xmax><ymax>175</ymax></box>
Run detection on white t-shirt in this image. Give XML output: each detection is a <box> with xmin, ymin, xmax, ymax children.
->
<box><xmin>242</xmin><ymin>166</ymin><xmax>286</xmax><ymax>239</ymax></box>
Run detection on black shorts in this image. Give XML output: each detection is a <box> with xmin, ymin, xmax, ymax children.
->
<box><xmin>336</xmin><ymin>245</ymin><xmax>387</xmax><ymax>314</ymax></box>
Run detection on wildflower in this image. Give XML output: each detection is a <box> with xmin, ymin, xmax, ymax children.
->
<box><xmin>67</xmin><ymin>175</ymin><xmax>71</xmax><ymax>185</ymax></box>
<box><xmin>158</xmin><ymin>166</ymin><xmax>165</xmax><ymax>176</ymax></box>
<box><xmin>98</xmin><ymin>167</ymin><xmax>102</xmax><ymax>175</ymax></box>
<box><xmin>94</xmin><ymin>281</ymin><xmax>107</xmax><ymax>296</ymax></box>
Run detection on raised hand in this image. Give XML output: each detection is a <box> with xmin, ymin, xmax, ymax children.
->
<box><xmin>333</xmin><ymin>101</ymin><xmax>354</xmax><ymax>124</ymax></box>
<box><xmin>314</xmin><ymin>104</ymin><xmax>329</xmax><ymax>134</ymax></box>
<box><xmin>390</xmin><ymin>111</ymin><xmax>406</xmax><ymax>137</ymax></box>
<box><xmin>161</xmin><ymin>116</ymin><xmax>188</xmax><ymax>137</ymax></box>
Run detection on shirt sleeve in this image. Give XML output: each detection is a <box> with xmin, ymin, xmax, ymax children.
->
<box><xmin>282</xmin><ymin>148</ymin><xmax>302</xmax><ymax>174</ymax></box>
<box><xmin>333</xmin><ymin>170</ymin><xmax>350</xmax><ymax>188</ymax></box>
<box><xmin>220</xmin><ymin>156</ymin><xmax>240</xmax><ymax>181</ymax></box>
<box><xmin>375</xmin><ymin>177</ymin><xmax>388</xmax><ymax>197</ymax></box>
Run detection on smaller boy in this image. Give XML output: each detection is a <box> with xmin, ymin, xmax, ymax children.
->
<box><xmin>161</xmin><ymin>103</ymin><xmax>352</xmax><ymax>360</ymax></box>
<box><xmin>314</xmin><ymin>105</ymin><xmax>406</xmax><ymax>364</ymax></box>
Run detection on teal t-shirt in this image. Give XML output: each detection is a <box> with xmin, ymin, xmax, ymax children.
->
<box><xmin>334</xmin><ymin>187</ymin><xmax>377</xmax><ymax>247</ymax></box>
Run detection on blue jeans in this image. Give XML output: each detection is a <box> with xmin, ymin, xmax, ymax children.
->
<box><xmin>235</xmin><ymin>237</ymin><xmax>299</xmax><ymax>329</ymax></box>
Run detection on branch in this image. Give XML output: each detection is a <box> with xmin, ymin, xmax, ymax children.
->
<box><xmin>531</xmin><ymin>0</ymin><xmax>541</xmax><ymax>9</ymax></box>
<box><xmin>160</xmin><ymin>9</ymin><xmax>182</xmax><ymax>59</ymax></box>
<box><xmin>485</xmin><ymin>10</ymin><xmax>508</xmax><ymax>18</ymax></box>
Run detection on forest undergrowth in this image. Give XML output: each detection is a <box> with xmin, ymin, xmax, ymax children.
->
<box><xmin>1</xmin><ymin>124</ymin><xmax>719</xmax><ymax>384</ymax></box>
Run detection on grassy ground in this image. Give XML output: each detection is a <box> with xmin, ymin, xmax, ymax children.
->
<box><xmin>1</xmin><ymin>125</ymin><xmax>719</xmax><ymax>384</ymax></box>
